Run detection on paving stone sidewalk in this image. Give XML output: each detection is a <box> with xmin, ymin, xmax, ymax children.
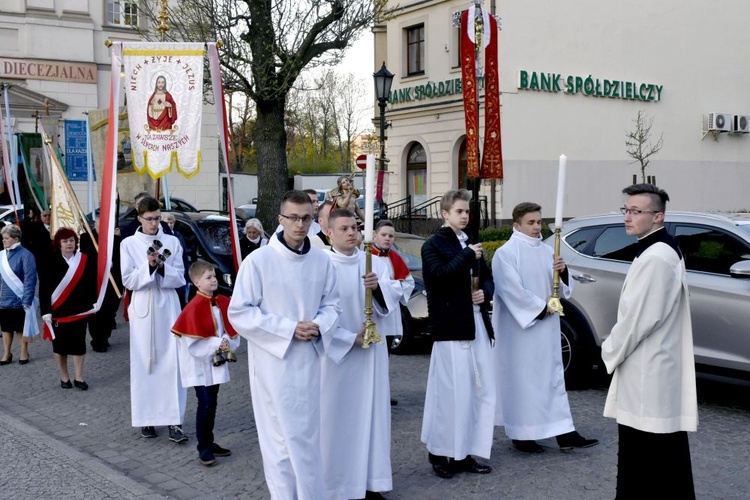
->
<box><xmin>1</xmin><ymin>309</ymin><xmax>749</xmax><ymax>499</ymax></box>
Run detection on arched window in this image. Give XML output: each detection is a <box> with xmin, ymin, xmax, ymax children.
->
<box><xmin>406</xmin><ymin>143</ymin><xmax>427</xmax><ymax>206</ymax></box>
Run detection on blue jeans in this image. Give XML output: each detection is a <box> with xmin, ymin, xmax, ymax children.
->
<box><xmin>194</xmin><ymin>385</ymin><xmax>220</xmax><ymax>453</ymax></box>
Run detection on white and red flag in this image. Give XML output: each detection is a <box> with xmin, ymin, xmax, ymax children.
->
<box><xmin>208</xmin><ymin>43</ymin><xmax>241</xmax><ymax>273</ymax></box>
<box><xmin>122</xmin><ymin>42</ymin><xmax>205</xmax><ymax>179</ymax></box>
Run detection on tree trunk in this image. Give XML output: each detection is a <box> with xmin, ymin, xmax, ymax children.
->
<box><xmin>254</xmin><ymin>98</ymin><xmax>289</xmax><ymax>232</ymax></box>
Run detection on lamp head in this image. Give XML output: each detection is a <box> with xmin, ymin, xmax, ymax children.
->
<box><xmin>373</xmin><ymin>62</ymin><xmax>394</xmax><ymax>102</ymax></box>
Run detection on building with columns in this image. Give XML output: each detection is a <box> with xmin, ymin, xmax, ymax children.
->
<box><xmin>0</xmin><ymin>0</ymin><xmax>219</xmax><ymax>211</ymax></box>
<box><xmin>374</xmin><ymin>0</ymin><xmax>750</xmax><ymax>222</ymax></box>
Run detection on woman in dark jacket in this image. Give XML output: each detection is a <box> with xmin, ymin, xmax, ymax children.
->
<box><xmin>40</xmin><ymin>228</ymin><xmax>97</xmax><ymax>389</ymax></box>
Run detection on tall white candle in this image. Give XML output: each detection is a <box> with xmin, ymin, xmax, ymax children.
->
<box><xmin>554</xmin><ymin>155</ymin><xmax>567</xmax><ymax>229</ymax></box>
<box><xmin>364</xmin><ymin>154</ymin><xmax>376</xmax><ymax>242</ymax></box>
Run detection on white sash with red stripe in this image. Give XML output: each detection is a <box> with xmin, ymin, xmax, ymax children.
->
<box><xmin>43</xmin><ymin>252</ymin><xmax>91</xmax><ymax>341</ymax></box>
<box><xmin>0</xmin><ymin>248</ymin><xmax>40</xmax><ymax>339</ymax></box>
<box><xmin>51</xmin><ymin>252</ymin><xmax>86</xmax><ymax>310</ymax></box>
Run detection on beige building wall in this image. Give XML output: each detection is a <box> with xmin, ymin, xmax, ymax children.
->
<box><xmin>380</xmin><ymin>0</ymin><xmax>750</xmax><ymax>220</ymax></box>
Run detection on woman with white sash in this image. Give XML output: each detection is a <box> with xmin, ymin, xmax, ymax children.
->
<box><xmin>0</xmin><ymin>224</ymin><xmax>38</xmax><ymax>365</ymax></box>
<box><xmin>40</xmin><ymin>228</ymin><xmax>97</xmax><ymax>389</ymax></box>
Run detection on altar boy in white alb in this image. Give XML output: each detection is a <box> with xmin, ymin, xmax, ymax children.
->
<box><xmin>492</xmin><ymin>202</ymin><xmax>598</xmax><ymax>453</ymax></box>
<box><xmin>228</xmin><ymin>191</ymin><xmax>339</xmax><ymax>500</ymax></box>
<box><xmin>321</xmin><ymin>209</ymin><xmax>400</xmax><ymax>500</ymax></box>
<box><xmin>120</xmin><ymin>196</ymin><xmax>187</xmax><ymax>442</ymax></box>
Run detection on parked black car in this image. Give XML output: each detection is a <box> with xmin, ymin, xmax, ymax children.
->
<box><xmin>170</xmin><ymin>212</ymin><xmax>243</xmax><ymax>297</ymax></box>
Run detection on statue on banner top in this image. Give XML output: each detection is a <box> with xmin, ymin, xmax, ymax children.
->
<box><xmin>146</xmin><ymin>75</ymin><xmax>178</xmax><ymax>133</ymax></box>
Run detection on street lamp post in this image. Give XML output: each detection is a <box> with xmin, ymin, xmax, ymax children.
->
<box><xmin>373</xmin><ymin>62</ymin><xmax>394</xmax><ymax>217</ymax></box>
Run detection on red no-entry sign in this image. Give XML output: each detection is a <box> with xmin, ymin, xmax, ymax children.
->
<box><xmin>355</xmin><ymin>154</ymin><xmax>368</xmax><ymax>170</ymax></box>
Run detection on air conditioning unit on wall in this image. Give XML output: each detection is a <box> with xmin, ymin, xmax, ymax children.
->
<box><xmin>733</xmin><ymin>115</ymin><xmax>750</xmax><ymax>134</ymax></box>
<box><xmin>707</xmin><ymin>113</ymin><xmax>733</xmax><ymax>132</ymax></box>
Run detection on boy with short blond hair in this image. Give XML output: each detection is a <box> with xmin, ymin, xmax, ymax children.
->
<box><xmin>172</xmin><ymin>260</ymin><xmax>240</xmax><ymax>466</ymax></box>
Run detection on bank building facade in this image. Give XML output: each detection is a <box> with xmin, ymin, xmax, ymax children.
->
<box><xmin>374</xmin><ymin>0</ymin><xmax>750</xmax><ymax>222</ymax></box>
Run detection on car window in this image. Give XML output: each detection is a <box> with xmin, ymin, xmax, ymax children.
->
<box><xmin>586</xmin><ymin>225</ymin><xmax>638</xmax><ymax>262</ymax></box>
<box><xmin>564</xmin><ymin>226</ymin><xmax>602</xmax><ymax>253</ymax></box>
<box><xmin>674</xmin><ymin>224</ymin><xmax>750</xmax><ymax>275</ymax></box>
<box><xmin>392</xmin><ymin>237</ymin><xmax>424</xmax><ymax>272</ymax></box>
<box><xmin>173</xmin><ymin>221</ymin><xmax>200</xmax><ymax>261</ymax></box>
<box><xmin>197</xmin><ymin>220</ymin><xmax>236</xmax><ymax>256</ymax></box>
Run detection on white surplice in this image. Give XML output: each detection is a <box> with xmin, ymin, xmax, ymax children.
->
<box><xmin>178</xmin><ymin>306</ymin><xmax>241</xmax><ymax>388</ymax></box>
<box><xmin>492</xmin><ymin>229</ymin><xmax>575</xmax><ymax>440</ymax></box>
<box><xmin>120</xmin><ymin>228</ymin><xmax>186</xmax><ymax>427</ymax></box>
<box><xmin>228</xmin><ymin>234</ymin><xmax>339</xmax><ymax>500</ymax></box>
<box><xmin>321</xmin><ymin>248</ymin><xmax>399</xmax><ymax>500</ymax></box>
<box><xmin>602</xmin><ymin>238</ymin><xmax>697</xmax><ymax>433</ymax></box>
<box><xmin>374</xmin><ymin>252</ymin><xmax>415</xmax><ymax>338</ymax></box>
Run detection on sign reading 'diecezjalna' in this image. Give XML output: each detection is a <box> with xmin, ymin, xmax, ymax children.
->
<box><xmin>518</xmin><ymin>70</ymin><xmax>663</xmax><ymax>102</ymax></box>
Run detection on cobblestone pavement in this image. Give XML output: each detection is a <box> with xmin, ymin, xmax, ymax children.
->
<box><xmin>1</xmin><ymin>311</ymin><xmax>749</xmax><ymax>499</ymax></box>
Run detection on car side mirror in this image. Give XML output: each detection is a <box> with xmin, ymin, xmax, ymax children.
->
<box><xmin>729</xmin><ymin>260</ymin><xmax>750</xmax><ymax>279</ymax></box>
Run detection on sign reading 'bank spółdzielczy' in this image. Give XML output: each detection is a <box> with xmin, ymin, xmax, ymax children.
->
<box><xmin>518</xmin><ymin>70</ymin><xmax>663</xmax><ymax>102</ymax></box>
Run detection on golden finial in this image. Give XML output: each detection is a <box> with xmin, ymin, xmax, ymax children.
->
<box><xmin>158</xmin><ymin>0</ymin><xmax>169</xmax><ymax>42</ymax></box>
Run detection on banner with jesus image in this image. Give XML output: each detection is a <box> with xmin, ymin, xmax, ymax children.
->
<box><xmin>122</xmin><ymin>42</ymin><xmax>205</xmax><ymax>179</ymax></box>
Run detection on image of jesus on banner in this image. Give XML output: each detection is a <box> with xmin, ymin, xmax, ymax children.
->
<box><xmin>147</xmin><ymin>75</ymin><xmax>177</xmax><ymax>132</ymax></box>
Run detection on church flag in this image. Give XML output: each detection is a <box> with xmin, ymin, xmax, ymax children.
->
<box><xmin>122</xmin><ymin>42</ymin><xmax>205</xmax><ymax>179</ymax></box>
<box><xmin>95</xmin><ymin>42</ymin><xmax>122</xmax><ymax>311</ymax></box>
<box><xmin>208</xmin><ymin>43</ymin><xmax>241</xmax><ymax>273</ymax></box>
<box><xmin>0</xmin><ymin>85</ymin><xmax>18</xmax><ymax>209</ymax></box>
<box><xmin>45</xmin><ymin>135</ymin><xmax>84</xmax><ymax>238</ymax></box>
<box><xmin>460</xmin><ymin>6</ymin><xmax>503</xmax><ymax>180</ymax></box>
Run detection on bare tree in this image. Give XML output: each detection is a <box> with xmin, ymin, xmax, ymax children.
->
<box><xmin>334</xmin><ymin>72</ymin><xmax>368</xmax><ymax>170</ymax></box>
<box><xmin>625</xmin><ymin>110</ymin><xmax>664</xmax><ymax>183</ymax></box>
<box><xmin>140</xmin><ymin>0</ymin><xmax>387</xmax><ymax>230</ymax></box>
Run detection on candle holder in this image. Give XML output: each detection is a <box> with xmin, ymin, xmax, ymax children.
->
<box><xmin>361</xmin><ymin>242</ymin><xmax>382</xmax><ymax>348</ymax></box>
<box><xmin>547</xmin><ymin>227</ymin><xmax>565</xmax><ymax>316</ymax></box>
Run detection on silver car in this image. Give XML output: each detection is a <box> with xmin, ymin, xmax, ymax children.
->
<box><xmin>545</xmin><ymin>211</ymin><xmax>750</xmax><ymax>386</ymax></box>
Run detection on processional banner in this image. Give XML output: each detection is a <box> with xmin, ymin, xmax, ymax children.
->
<box><xmin>460</xmin><ymin>6</ymin><xmax>503</xmax><ymax>179</ymax></box>
<box><xmin>122</xmin><ymin>42</ymin><xmax>205</xmax><ymax>179</ymax></box>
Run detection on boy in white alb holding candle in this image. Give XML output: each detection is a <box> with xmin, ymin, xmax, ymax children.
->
<box><xmin>491</xmin><ymin>202</ymin><xmax>598</xmax><ymax>453</ymax></box>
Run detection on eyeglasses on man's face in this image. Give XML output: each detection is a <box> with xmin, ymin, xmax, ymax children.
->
<box><xmin>620</xmin><ymin>207</ymin><xmax>660</xmax><ymax>216</ymax></box>
<box><xmin>139</xmin><ymin>216</ymin><xmax>162</xmax><ymax>223</ymax></box>
<box><xmin>279</xmin><ymin>214</ymin><xmax>314</xmax><ymax>224</ymax></box>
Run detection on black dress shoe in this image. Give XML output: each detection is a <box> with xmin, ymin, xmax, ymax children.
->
<box><xmin>74</xmin><ymin>380</ymin><xmax>89</xmax><ymax>391</ymax></box>
<box><xmin>456</xmin><ymin>456</ymin><xmax>492</xmax><ymax>474</ymax></box>
<box><xmin>390</xmin><ymin>399</ymin><xmax>398</xmax><ymax>406</ymax></box>
<box><xmin>365</xmin><ymin>491</ymin><xmax>386</xmax><ymax>499</ymax></box>
<box><xmin>512</xmin><ymin>439</ymin><xmax>544</xmax><ymax>453</ymax></box>
<box><xmin>428</xmin><ymin>452</ymin><xmax>455</xmax><ymax>478</ymax></box>
<box><xmin>556</xmin><ymin>431</ymin><xmax>599</xmax><ymax>451</ymax></box>
<box><xmin>0</xmin><ymin>353</ymin><xmax>12</xmax><ymax>365</ymax></box>
<box><xmin>91</xmin><ymin>344</ymin><xmax>108</xmax><ymax>353</ymax></box>
<box><xmin>19</xmin><ymin>356</ymin><xmax>29</xmax><ymax>365</ymax></box>
<box><xmin>431</xmin><ymin>463</ymin><xmax>455</xmax><ymax>479</ymax></box>
<box><xmin>61</xmin><ymin>379</ymin><xmax>73</xmax><ymax>389</ymax></box>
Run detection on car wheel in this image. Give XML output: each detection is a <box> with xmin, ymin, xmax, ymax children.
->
<box><xmin>561</xmin><ymin>316</ymin><xmax>588</xmax><ymax>389</ymax></box>
<box><xmin>389</xmin><ymin>305</ymin><xmax>414</xmax><ymax>355</ymax></box>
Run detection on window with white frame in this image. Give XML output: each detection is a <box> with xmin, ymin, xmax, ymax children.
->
<box><xmin>106</xmin><ymin>0</ymin><xmax>139</xmax><ymax>27</ymax></box>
